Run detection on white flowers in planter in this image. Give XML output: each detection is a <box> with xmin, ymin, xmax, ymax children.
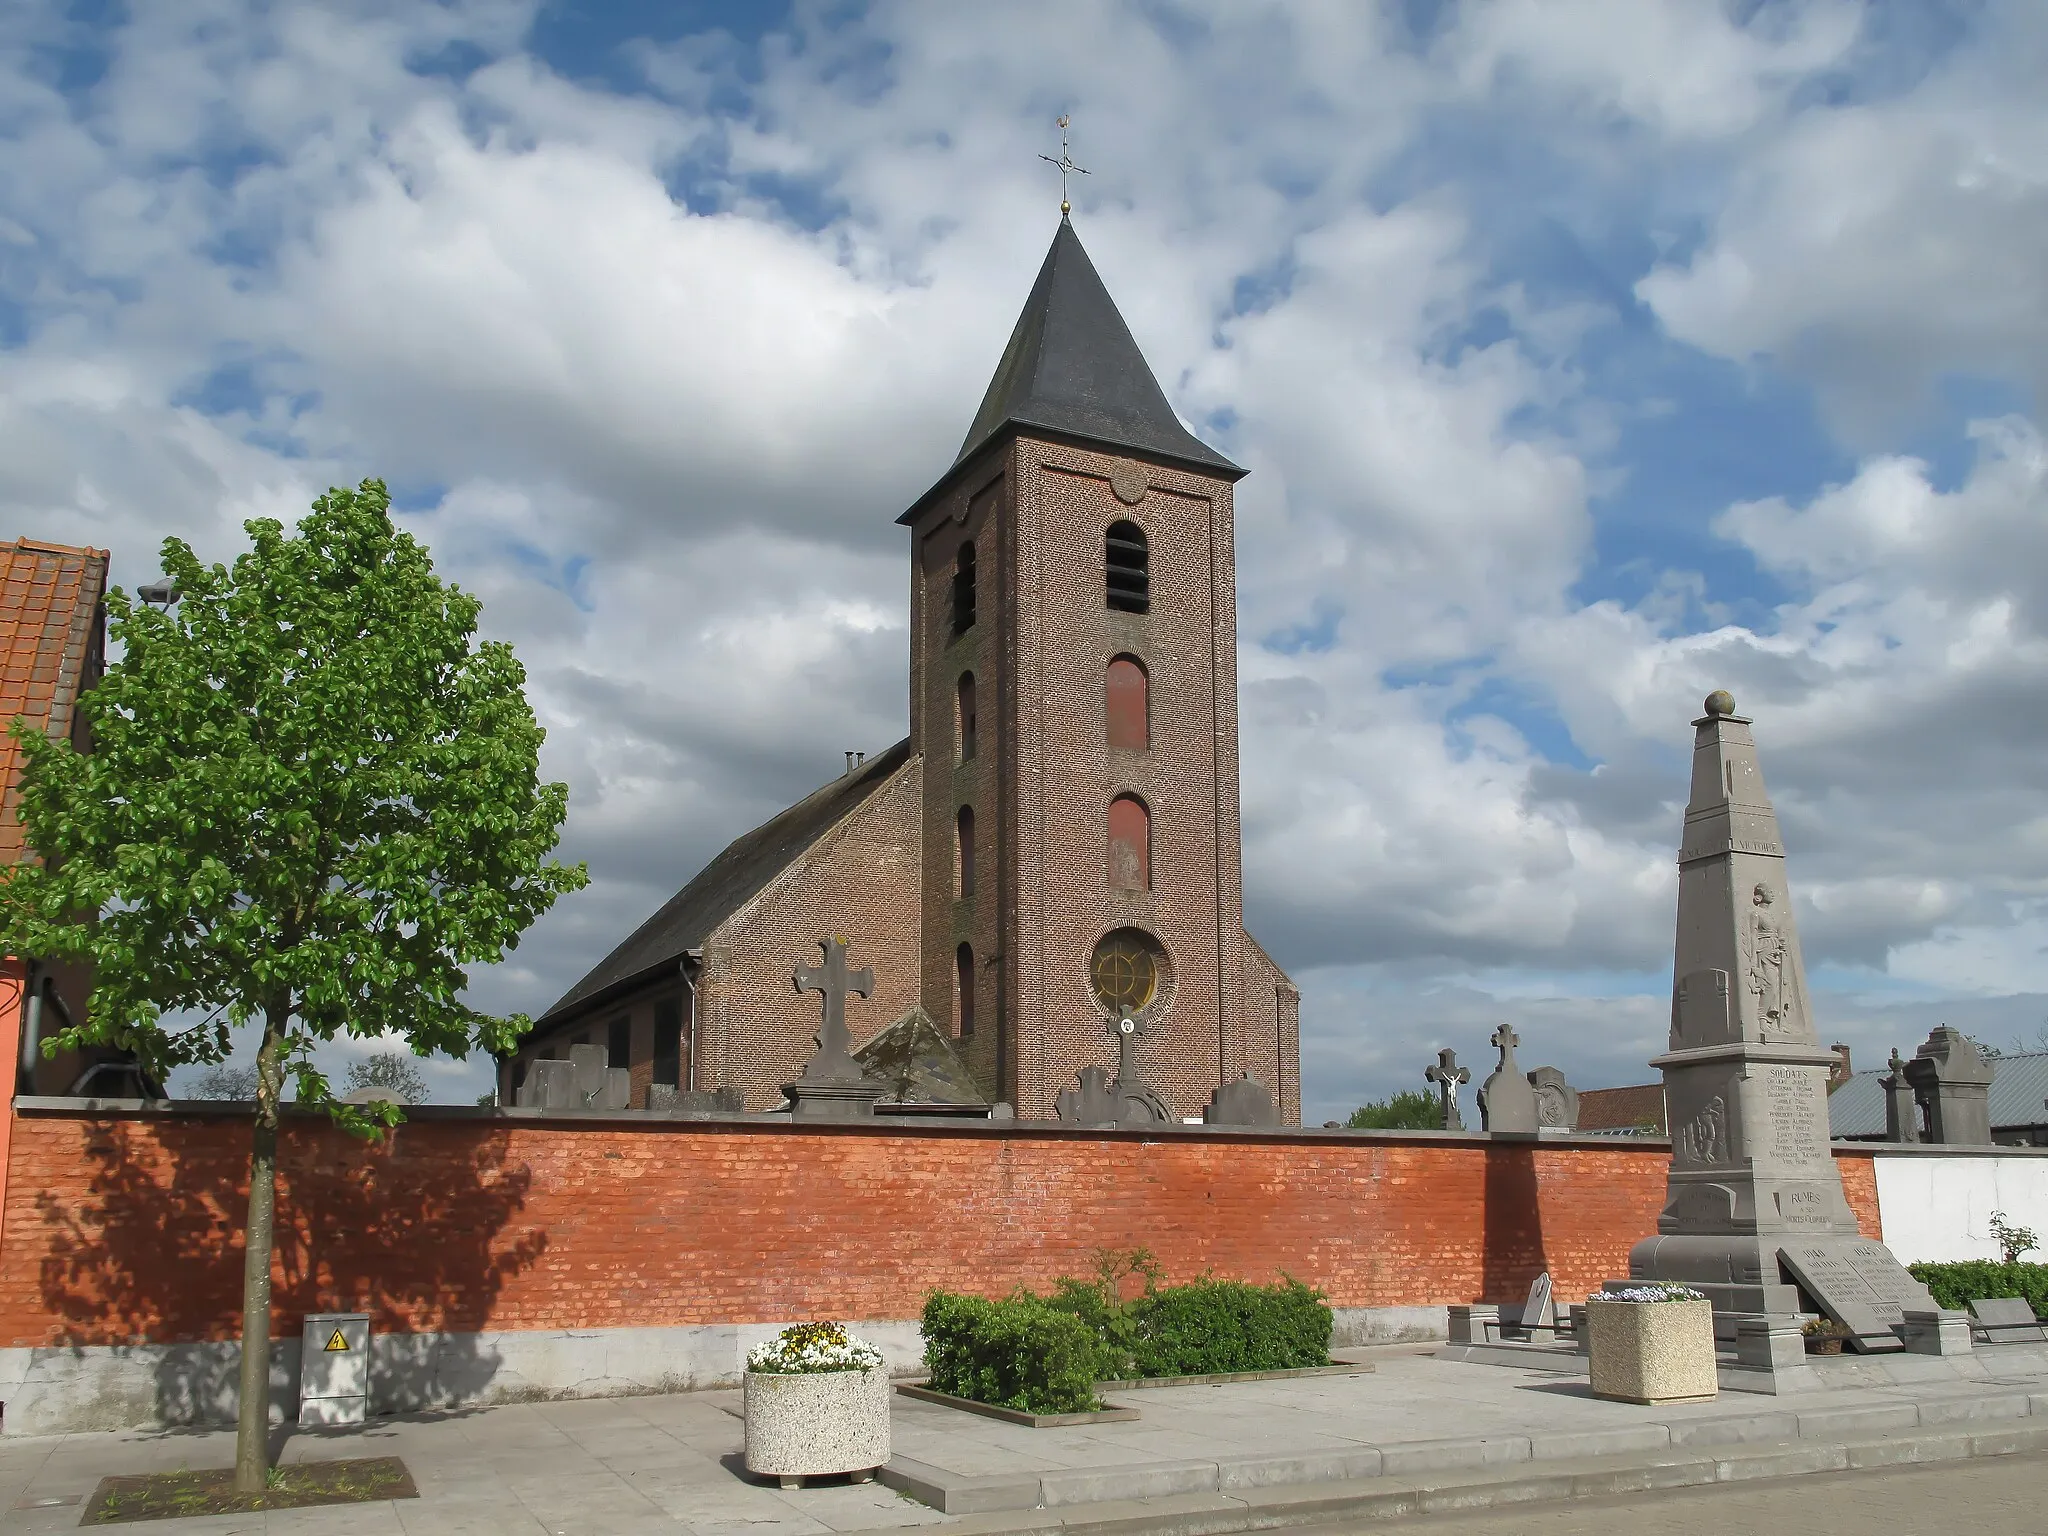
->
<box><xmin>744</xmin><ymin>1323</ymin><xmax>892</xmax><ymax>1488</ymax></box>
<box><xmin>747</xmin><ymin>1322</ymin><xmax>886</xmax><ymax>1374</ymax></box>
<box><xmin>1586</xmin><ymin>1285</ymin><xmax>1718</xmax><ymax>1405</ymax></box>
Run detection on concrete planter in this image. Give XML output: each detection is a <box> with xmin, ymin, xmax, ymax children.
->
<box><xmin>743</xmin><ymin>1365</ymin><xmax>891</xmax><ymax>1486</ymax></box>
<box><xmin>1586</xmin><ymin>1298</ymin><xmax>1717</xmax><ymax>1405</ymax></box>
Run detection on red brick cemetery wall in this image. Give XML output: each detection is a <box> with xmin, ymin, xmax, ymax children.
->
<box><xmin>0</xmin><ymin>1105</ymin><xmax>1883</xmax><ymax>1349</ymax></box>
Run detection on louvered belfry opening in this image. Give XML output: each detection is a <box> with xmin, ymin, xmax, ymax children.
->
<box><xmin>1105</xmin><ymin>520</ymin><xmax>1149</xmax><ymax>613</ymax></box>
<box><xmin>952</xmin><ymin>540</ymin><xmax>977</xmax><ymax>635</ymax></box>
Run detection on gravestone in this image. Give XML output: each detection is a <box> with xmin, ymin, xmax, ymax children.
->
<box><xmin>648</xmin><ymin>1084</ymin><xmax>745</xmax><ymax>1117</ymax></box>
<box><xmin>515</xmin><ymin>1057</ymin><xmax>578</xmax><ymax>1109</ymax></box>
<box><xmin>1426</xmin><ymin>1048</ymin><xmax>1471</xmax><ymax>1131</ymax></box>
<box><xmin>1204</xmin><ymin>1072</ymin><xmax>1278</xmax><ymax>1126</ymax></box>
<box><xmin>1902</xmin><ymin>1026</ymin><xmax>1995</xmax><ymax>1145</ymax></box>
<box><xmin>1527</xmin><ymin>1067</ymin><xmax>1579</xmax><ymax>1131</ymax></box>
<box><xmin>567</xmin><ymin>1043</ymin><xmax>632</xmax><ymax>1110</ymax></box>
<box><xmin>783</xmin><ymin>938</ymin><xmax>889</xmax><ymax>1120</ymax></box>
<box><xmin>1967</xmin><ymin>1297</ymin><xmax>2045</xmax><ymax>1344</ymax></box>
<box><xmin>1881</xmin><ymin>1048</ymin><xmax>1921</xmax><ymax>1143</ymax></box>
<box><xmin>1502</xmin><ymin>1272</ymin><xmax>1555</xmax><ymax>1340</ymax></box>
<box><xmin>1477</xmin><ymin>1026</ymin><xmax>1539</xmax><ymax>1133</ymax></box>
<box><xmin>1055</xmin><ymin>1014</ymin><xmax>1171</xmax><ymax>1127</ymax></box>
<box><xmin>1629</xmin><ymin>692</ymin><xmax>1940</xmax><ymax>1368</ymax></box>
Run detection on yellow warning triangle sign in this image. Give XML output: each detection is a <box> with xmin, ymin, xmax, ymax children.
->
<box><xmin>323</xmin><ymin>1329</ymin><xmax>350</xmax><ymax>1353</ymax></box>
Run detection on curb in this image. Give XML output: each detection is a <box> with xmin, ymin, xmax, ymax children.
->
<box><xmin>896</xmin><ymin>1421</ymin><xmax>2048</xmax><ymax>1535</ymax></box>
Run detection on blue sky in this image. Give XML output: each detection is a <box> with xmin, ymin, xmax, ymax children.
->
<box><xmin>5</xmin><ymin>1</ymin><xmax>2048</xmax><ymax>1117</ymax></box>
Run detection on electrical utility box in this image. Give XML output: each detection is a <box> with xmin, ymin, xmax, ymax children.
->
<box><xmin>298</xmin><ymin>1313</ymin><xmax>371</xmax><ymax>1426</ymax></box>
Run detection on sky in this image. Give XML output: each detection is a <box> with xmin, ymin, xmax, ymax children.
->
<box><xmin>5</xmin><ymin>0</ymin><xmax>2047</xmax><ymax>1121</ymax></box>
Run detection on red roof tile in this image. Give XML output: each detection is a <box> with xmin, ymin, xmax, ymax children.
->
<box><xmin>1576</xmin><ymin>1082</ymin><xmax>1666</xmax><ymax>1133</ymax></box>
<box><xmin>0</xmin><ymin>539</ymin><xmax>108</xmax><ymax>865</ymax></box>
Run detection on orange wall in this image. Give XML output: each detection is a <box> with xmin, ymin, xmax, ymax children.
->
<box><xmin>0</xmin><ymin>1108</ymin><xmax>1882</xmax><ymax>1348</ymax></box>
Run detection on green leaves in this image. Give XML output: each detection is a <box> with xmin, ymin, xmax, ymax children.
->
<box><xmin>0</xmin><ymin>479</ymin><xmax>588</xmax><ymax>1120</ymax></box>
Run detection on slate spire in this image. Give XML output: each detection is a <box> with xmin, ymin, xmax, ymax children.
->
<box><xmin>954</xmin><ymin>217</ymin><xmax>1241</xmax><ymax>479</ymax></box>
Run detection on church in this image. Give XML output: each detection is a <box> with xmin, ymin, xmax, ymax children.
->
<box><xmin>512</xmin><ymin>216</ymin><xmax>1301</xmax><ymax>1122</ymax></box>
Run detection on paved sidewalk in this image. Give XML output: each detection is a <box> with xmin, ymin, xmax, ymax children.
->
<box><xmin>1</xmin><ymin>1345</ymin><xmax>2047</xmax><ymax>1533</ymax></box>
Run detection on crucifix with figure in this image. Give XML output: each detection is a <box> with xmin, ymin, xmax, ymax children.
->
<box><xmin>1425</xmin><ymin>1047</ymin><xmax>1471</xmax><ymax>1132</ymax></box>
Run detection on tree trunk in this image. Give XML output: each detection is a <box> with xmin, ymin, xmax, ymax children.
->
<box><xmin>233</xmin><ymin>1013</ymin><xmax>288</xmax><ymax>1494</ymax></box>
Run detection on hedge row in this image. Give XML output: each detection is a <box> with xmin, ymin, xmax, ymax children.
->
<box><xmin>922</xmin><ymin>1258</ymin><xmax>1333</xmax><ymax>1415</ymax></box>
<box><xmin>1908</xmin><ymin>1260</ymin><xmax>2048</xmax><ymax>1318</ymax></box>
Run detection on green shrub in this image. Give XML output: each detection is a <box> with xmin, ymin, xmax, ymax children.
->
<box><xmin>920</xmin><ymin>1291</ymin><xmax>1101</xmax><ymax>1414</ymax></box>
<box><xmin>1908</xmin><ymin>1261</ymin><xmax>2048</xmax><ymax>1318</ymax></box>
<box><xmin>1126</xmin><ymin>1275</ymin><xmax>1332</xmax><ymax>1378</ymax></box>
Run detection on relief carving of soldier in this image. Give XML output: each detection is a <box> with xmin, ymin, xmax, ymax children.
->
<box><xmin>1743</xmin><ymin>883</ymin><xmax>1798</xmax><ymax>1041</ymax></box>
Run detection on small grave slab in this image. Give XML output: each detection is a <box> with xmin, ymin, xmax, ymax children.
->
<box><xmin>82</xmin><ymin>1457</ymin><xmax>416</xmax><ymax>1525</ymax></box>
<box><xmin>893</xmin><ymin>1384</ymin><xmax>1140</xmax><ymax>1426</ymax></box>
<box><xmin>1968</xmin><ymin>1297</ymin><xmax>2046</xmax><ymax>1344</ymax></box>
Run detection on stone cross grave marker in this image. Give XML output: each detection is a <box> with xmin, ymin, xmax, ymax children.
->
<box><xmin>1426</xmin><ymin>1048</ymin><xmax>1471</xmax><ymax>1131</ymax></box>
<box><xmin>794</xmin><ymin>937</ymin><xmax>872</xmax><ymax>1081</ymax></box>
<box><xmin>1478</xmin><ymin>1025</ymin><xmax>1540</xmax><ymax>1133</ymax></box>
<box><xmin>784</xmin><ymin>937</ymin><xmax>888</xmax><ymax>1119</ymax></box>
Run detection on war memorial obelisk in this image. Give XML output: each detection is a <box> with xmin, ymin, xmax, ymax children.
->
<box><xmin>1628</xmin><ymin>692</ymin><xmax>1949</xmax><ymax>1374</ymax></box>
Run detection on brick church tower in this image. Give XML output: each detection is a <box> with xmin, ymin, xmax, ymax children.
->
<box><xmin>521</xmin><ymin>217</ymin><xmax>1297</xmax><ymax>1122</ymax></box>
<box><xmin>900</xmin><ymin>216</ymin><xmax>1291</xmax><ymax>1116</ymax></box>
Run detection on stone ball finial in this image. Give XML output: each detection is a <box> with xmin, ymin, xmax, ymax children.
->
<box><xmin>1704</xmin><ymin>689</ymin><xmax>1736</xmax><ymax>718</ymax></box>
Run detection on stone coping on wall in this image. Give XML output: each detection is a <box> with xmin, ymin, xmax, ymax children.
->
<box><xmin>13</xmin><ymin>1095</ymin><xmax>1669</xmax><ymax>1147</ymax></box>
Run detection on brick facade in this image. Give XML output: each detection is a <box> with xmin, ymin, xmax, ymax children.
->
<box><xmin>908</xmin><ymin>435</ymin><xmax>1290</xmax><ymax>1119</ymax></box>
<box><xmin>0</xmin><ymin>1106</ymin><xmax>1883</xmax><ymax>1349</ymax></box>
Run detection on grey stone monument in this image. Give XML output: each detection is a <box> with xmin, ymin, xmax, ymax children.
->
<box><xmin>1426</xmin><ymin>1048</ymin><xmax>1471</xmax><ymax>1131</ymax></box>
<box><xmin>1203</xmin><ymin>1072</ymin><xmax>1278</xmax><ymax>1126</ymax></box>
<box><xmin>1527</xmin><ymin>1066</ymin><xmax>1579</xmax><ymax>1131</ymax></box>
<box><xmin>1629</xmin><ymin>692</ymin><xmax>1942</xmax><ymax>1365</ymax></box>
<box><xmin>1477</xmin><ymin>1025</ymin><xmax>1539</xmax><ymax>1133</ymax></box>
<box><xmin>1881</xmin><ymin>1048</ymin><xmax>1921</xmax><ymax>1143</ymax></box>
<box><xmin>1902</xmin><ymin>1025</ymin><xmax>1995</xmax><ymax>1145</ymax></box>
<box><xmin>783</xmin><ymin>938</ymin><xmax>888</xmax><ymax>1120</ymax></box>
<box><xmin>567</xmin><ymin>1042</ymin><xmax>633</xmax><ymax>1110</ymax></box>
<box><xmin>1056</xmin><ymin>1013</ymin><xmax>1170</xmax><ymax>1127</ymax></box>
<box><xmin>515</xmin><ymin>1057</ymin><xmax>578</xmax><ymax>1109</ymax></box>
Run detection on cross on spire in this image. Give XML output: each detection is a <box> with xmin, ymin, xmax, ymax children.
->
<box><xmin>1039</xmin><ymin>115</ymin><xmax>1090</xmax><ymax>217</ymax></box>
<box><xmin>793</xmin><ymin>937</ymin><xmax>874</xmax><ymax>1080</ymax></box>
<box><xmin>1425</xmin><ymin>1047</ymin><xmax>1471</xmax><ymax>1132</ymax></box>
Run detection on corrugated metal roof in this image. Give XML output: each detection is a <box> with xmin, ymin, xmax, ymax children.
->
<box><xmin>1828</xmin><ymin>1048</ymin><xmax>2048</xmax><ymax>1138</ymax></box>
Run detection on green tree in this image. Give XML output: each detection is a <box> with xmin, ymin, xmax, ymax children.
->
<box><xmin>0</xmin><ymin>481</ymin><xmax>586</xmax><ymax>1491</ymax></box>
<box><xmin>341</xmin><ymin>1050</ymin><xmax>430</xmax><ymax>1104</ymax></box>
<box><xmin>1346</xmin><ymin>1089</ymin><xmax>1443</xmax><ymax>1130</ymax></box>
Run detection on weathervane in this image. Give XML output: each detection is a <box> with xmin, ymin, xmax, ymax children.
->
<box><xmin>1038</xmin><ymin>114</ymin><xmax>1089</xmax><ymax>217</ymax></box>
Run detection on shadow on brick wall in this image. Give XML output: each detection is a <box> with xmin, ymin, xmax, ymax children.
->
<box><xmin>1480</xmin><ymin>1141</ymin><xmax>1547</xmax><ymax>1304</ymax></box>
<box><xmin>33</xmin><ymin>1116</ymin><xmax>547</xmax><ymax>1426</ymax></box>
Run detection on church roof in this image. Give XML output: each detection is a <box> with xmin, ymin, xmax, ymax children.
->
<box><xmin>539</xmin><ymin>738</ymin><xmax>913</xmax><ymax>1025</ymax></box>
<box><xmin>902</xmin><ymin>218</ymin><xmax>1241</xmax><ymax>523</ymax></box>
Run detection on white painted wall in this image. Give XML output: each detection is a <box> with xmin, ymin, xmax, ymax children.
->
<box><xmin>1872</xmin><ymin>1153</ymin><xmax>2048</xmax><ymax>1264</ymax></box>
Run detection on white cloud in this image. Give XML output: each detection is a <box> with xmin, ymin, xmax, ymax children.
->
<box><xmin>5</xmin><ymin>1</ymin><xmax>2048</xmax><ymax>1116</ymax></box>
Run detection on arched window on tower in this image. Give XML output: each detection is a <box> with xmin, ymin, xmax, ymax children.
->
<box><xmin>956</xmin><ymin>942</ymin><xmax>975</xmax><ymax>1037</ymax></box>
<box><xmin>957</xmin><ymin>804</ymin><xmax>975</xmax><ymax>898</ymax></box>
<box><xmin>1106</xmin><ymin>521</ymin><xmax>1149</xmax><ymax>614</ymax></box>
<box><xmin>952</xmin><ymin>540</ymin><xmax>977</xmax><ymax>636</ymax></box>
<box><xmin>1107</xmin><ymin>795</ymin><xmax>1150</xmax><ymax>890</ymax></box>
<box><xmin>1106</xmin><ymin>656</ymin><xmax>1148</xmax><ymax>750</ymax></box>
<box><xmin>958</xmin><ymin>672</ymin><xmax>977</xmax><ymax>761</ymax></box>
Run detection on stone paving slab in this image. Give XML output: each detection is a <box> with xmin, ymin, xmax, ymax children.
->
<box><xmin>3</xmin><ymin>1347</ymin><xmax>2048</xmax><ymax>1532</ymax></box>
